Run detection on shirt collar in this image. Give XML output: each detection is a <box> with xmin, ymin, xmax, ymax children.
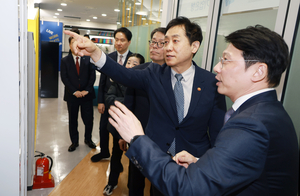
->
<box><xmin>232</xmin><ymin>88</ymin><xmax>275</xmax><ymax>111</ymax></box>
<box><xmin>117</xmin><ymin>50</ymin><xmax>129</xmax><ymax>58</ymax></box>
<box><xmin>171</xmin><ymin>63</ymin><xmax>195</xmax><ymax>82</ymax></box>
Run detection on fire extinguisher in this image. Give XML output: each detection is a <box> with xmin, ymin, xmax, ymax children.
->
<box><xmin>32</xmin><ymin>151</ymin><xmax>55</xmax><ymax>189</ymax></box>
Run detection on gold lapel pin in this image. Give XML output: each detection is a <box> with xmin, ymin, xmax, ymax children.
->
<box><xmin>197</xmin><ymin>87</ymin><xmax>201</xmax><ymax>91</ymax></box>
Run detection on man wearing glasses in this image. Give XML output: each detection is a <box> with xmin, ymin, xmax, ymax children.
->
<box><xmin>65</xmin><ymin>16</ymin><xmax>226</xmax><ymax>196</ymax></box>
<box><xmin>108</xmin><ymin>25</ymin><xmax>299</xmax><ymax>196</ymax></box>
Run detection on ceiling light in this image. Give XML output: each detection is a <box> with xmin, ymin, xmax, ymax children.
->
<box><xmin>142</xmin><ymin>18</ymin><xmax>146</xmax><ymax>20</ymax></box>
<box><xmin>117</xmin><ymin>22</ymin><xmax>121</xmax><ymax>24</ymax></box>
<box><xmin>129</xmin><ymin>20</ymin><xmax>132</xmax><ymax>22</ymax></box>
<box><xmin>126</xmin><ymin>8</ymin><xmax>130</xmax><ymax>10</ymax></box>
<box><xmin>136</xmin><ymin>11</ymin><xmax>147</xmax><ymax>15</ymax></box>
<box><xmin>61</xmin><ymin>3</ymin><xmax>67</xmax><ymax>6</ymax></box>
<box><xmin>86</xmin><ymin>19</ymin><xmax>90</xmax><ymax>21</ymax></box>
<box><xmin>114</xmin><ymin>9</ymin><xmax>120</xmax><ymax>12</ymax></box>
<box><xmin>53</xmin><ymin>16</ymin><xmax>57</xmax><ymax>18</ymax></box>
<box><xmin>57</xmin><ymin>9</ymin><xmax>62</xmax><ymax>11</ymax></box>
<box><xmin>55</xmin><ymin>13</ymin><xmax>59</xmax><ymax>15</ymax></box>
<box><xmin>135</xmin><ymin>2</ymin><xmax>141</xmax><ymax>5</ymax></box>
<box><xmin>93</xmin><ymin>16</ymin><xmax>97</xmax><ymax>19</ymax></box>
<box><xmin>160</xmin><ymin>9</ymin><xmax>163</xmax><ymax>12</ymax></box>
<box><xmin>102</xmin><ymin>14</ymin><xmax>107</xmax><ymax>17</ymax></box>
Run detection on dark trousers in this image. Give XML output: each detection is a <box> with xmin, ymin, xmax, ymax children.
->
<box><xmin>128</xmin><ymin>161</ymin><xmax>146</xmax><ymax>196</ymax></box>
<box><xmin>67</xmin><ymin>100</ymin><xmax>94</xmax><ymax>144</ymax></box>
<box><xmin>108</xmin><ymin>136</ymin><xmax>123</xmax><ymax>186</ymax></box>
<box><xmin>99</xmin><ymin>108</ymin><xmax>110</xmax><ymax>155</ymax></box>
<box><xmin>152</xmin><ymin>186</ymin><xmax>165</xmax><ymax>196</ymax></box>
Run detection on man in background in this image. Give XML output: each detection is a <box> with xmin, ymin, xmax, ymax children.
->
<box><xmin>61</xmin><ymin>36</ymin><xmax>96</xmax><ymax>152</ymax></box>
<box><xmin>91</xmin><ymin>27</ymin><xmax>133</xmax><ymax>162</ymax></box>
<box><xmin>124</xmin><ymin>27</ymin><xmax>166</xmax><ymax>196</ymax></box>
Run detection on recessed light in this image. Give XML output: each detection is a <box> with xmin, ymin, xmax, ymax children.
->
<box><xmin>86</xmin><ymin>19</ymin><xmax>90</xmax><ymax>21</ymax></box>
<box><xmin>55</xmin><ymin>13</ymin><xmax>59</xmax><ymax>15</ymax></box>
<box><xmin>126</xmin><ymin>8</ymin><xmax>130</xmax><ymax>10</ymax></box>
<box><xmin>57</xmin><ymin>9</ymin><xmax>62</xmax><ymax>11</ymax></box>
<box><xmin>61</xmin><ymin>3</ymin><xmax>67</xmax><ymax>6</ymax></box>
<box><xmin>102</xmin><ymin>14</ymin><xmax>107</xmax><ymax>17</ymax></box>
<box><xmin>117</xmin><ymin>22</ymin><xmax>121</xmax><ymax>24</ymax></box>
<box><xmin>114</xmin><ymin>9</ymin><xmax>120</xmax><ymax>12</ymax></box>
<box><xmin>53</xmin><ymin>16</ymin><xmax>57</xmax><ymax>18</ymax></box>
<box><xmin>93</xmin><ymin>16</ymin><xmax>97</xmax><ymax>19</ymax></box>
<box><xmin>135</xmin><ymin>2</ymin><xmax>141</xmax><ymax>5</ymax></box>
<box><xmin>129</xmin><ymin>20</ymin><xmax>132</xmax><ymax>22</ymax></box>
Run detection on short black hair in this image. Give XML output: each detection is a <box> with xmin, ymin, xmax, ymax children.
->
<box><xmin>225</xmin><ymin>25</ymin><xmax>290</xmax><ymax>87</ymax></box>
<box><xmin>68</xmin><ymin>36</ymin><xmax>74</xmax><ymax>44</ymax></box>
<box><xmin>84</xmin><ymin>34</ymin><xmax>90</xmax><ymax>39</ymax></box>
<box><xmin>166</xmin><ymin>16</ymin><xmax>203</xmax><ymax>45</ymax></box>
<box><xmin>114</xmin><ymin>27</ymin><xmax>132</xmax><ymax>41</ymax></box>
<box><xmin>70</xmin><ymin>28</ymin><xmax>80</xmax><ymax>34</ymax></box>
<box><xmin>150</xmin><ymin>27</ymin><xmax>166</xmax><ymax>39</ymax></box>
<box><xmin>129</xmin><ymin>53</ymin><xmax>145</xmax><ymax>64</ymax></box>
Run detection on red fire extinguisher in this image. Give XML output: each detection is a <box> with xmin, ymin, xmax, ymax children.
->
<box><xmin>32</xmin><ymin>151</ymin><xmax>55</xmax><ymax>189</ymax></box>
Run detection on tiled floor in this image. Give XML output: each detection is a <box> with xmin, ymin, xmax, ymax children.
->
<box><xmin>27</xmin><ymin>76</ymin><xmax>101</xmax><ymax>196</ymax></box>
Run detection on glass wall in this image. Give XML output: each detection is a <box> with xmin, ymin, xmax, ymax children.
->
<box><xmin>117</xmin><ymin>0</ymin><xmax>163</xmax><ymax>62</ymax></box>
<box><xmin>178</xmin><ymin>0</ymin><xmax>211</xmax><ymax>67</ymax></box>
<box><xmin>283</xmin><ymin>17</ymin><xmax>300</xmax><ymax>144</ymax></box>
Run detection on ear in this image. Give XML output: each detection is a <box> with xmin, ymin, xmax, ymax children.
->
<box><xmin>191</xmin><ymin>41</ymin><xmax>200</xmax><ymax>54</ymax></box>
<box><xmin>252</xmin><ymin>63</ymin><xmax>268</xmax><ymax>82</ymax></box>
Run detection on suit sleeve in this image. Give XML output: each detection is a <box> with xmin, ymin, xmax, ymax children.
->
<box><xmin>60</xmin><ymin>58</ymin><xmax>77</xmax><ymax>94</ymax></box>
<box><xmin>84</xmin><ymin>61</ymin><xmax>96</xmax><ymax>92</ymax></box>
<box><xmin>207</xmin><ymin>89</ymin><xmax>226</xmax><ymax>146</ymax></box>
<box><xmin>126</xmin><ymin>117</ymin><xmax>269</xmax><ymax>196</ymax></box>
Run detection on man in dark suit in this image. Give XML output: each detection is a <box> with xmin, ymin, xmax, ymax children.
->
<box><xmin>61</xmin><ymin>37</ymin><xmax>96</xmax><ymax>152</ymax></box>
<box><xmin>91</xmin><ymin>27</ymin><xmax>133</xmax><ymax>162</ymax></box>
<box><xmin>107</xmin><ymin>25</ymin><xmax>299</xmax><ymax>196</ymax></box>
<box><xmin>124</xmin><ymin>27</ymin><xmax>166</xmax><ymax>196</ymax></box>
<box><xmin>65</xmin><ymin>17</ymin><xmax>226</xmax><ymax>195</ymax></box>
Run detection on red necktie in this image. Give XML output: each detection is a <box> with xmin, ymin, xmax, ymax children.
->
<box><xmin>76</xmin><ymin>56</ymin><xmax>80</xmax><ymax>75</ymax></box>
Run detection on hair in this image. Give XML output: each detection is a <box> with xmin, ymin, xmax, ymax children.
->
<box><xmin>84</xmin><ymin>34</ymin><xmax>90</xmax><ymax>39</ymax></box>
<box><xmin>91</xmin><ymin>38</ymin><xmax>96</xmax><ymax>41</ymax></box>
<box><xmin>128</xmin><ymin>53</ymin><xmax>145</xmax><ymax>64</ymax></box>
<box><xmin>225</xmin><ymin>25</ymin><xmax>290</xmax><ymax>87</ymax></box>
<box><xmin>114</xmin><ymin>27</ymin><xmax>132</xmax><ymax>41</ymax></box>
<box><xmin>70</xmin><ymin>28</ymin><xmax>80</xmax><ymax>34</ymax></box>
<box><xmin>166</xmin><ymin>16</ymin><xmax>203</xmax><ymax>45</ymax></box>
<box><xmin>150</xmin><ymin>27</ymin><xmax>166</xmax><ymax>39</ymax></box>
<box><xmin>68</xmin><ymin>36</ymin><xmax>74</xmax><ymax>44</ymax></box>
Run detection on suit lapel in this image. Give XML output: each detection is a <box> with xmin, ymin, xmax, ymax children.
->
<box><xmin>161</xmin><ymin>65</ymin><xmax>178</xmax><ymax>124</ymax></box>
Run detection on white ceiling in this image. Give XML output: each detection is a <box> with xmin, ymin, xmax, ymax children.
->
<box><xmin>37</xmin><ymin>0</ymin><xmax>120</xmax><ymax>25</ymax></box>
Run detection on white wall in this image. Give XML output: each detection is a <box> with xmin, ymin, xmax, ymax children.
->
<box><xmin>0</xmin><ymin>0</ymin><xmax>20</xmax><ymax>195</ymax></box>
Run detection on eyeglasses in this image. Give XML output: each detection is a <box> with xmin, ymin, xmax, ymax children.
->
<box><xmin>219</xmin><ymin>57</ymin><xmax>259</xmax><ymax>68</ymax></box>
<box><xmin>148</xmin><ymin>40</ymin><xmax>165</xmax><ymax>48</ymax></box>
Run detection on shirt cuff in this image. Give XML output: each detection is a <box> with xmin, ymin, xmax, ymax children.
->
<box><xmin>90</xmin><ymin>50</ymin><xmax>107</xmax><ymax>71</ymax></box>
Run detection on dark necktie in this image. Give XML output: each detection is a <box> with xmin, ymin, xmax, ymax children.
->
<box><xmin>168</xmin><ymin>74</ymin><xmax>184</xmax><ymax>156</ymax></box>
<box><xmin>76</xmin><ymin>56</ymin><xmax>80</xmax><ymax>75</ymax></box>
<box><xmin>224</xmin><ymin>107</ymin><xmax>234</xmax><ymax>124</ymax></box>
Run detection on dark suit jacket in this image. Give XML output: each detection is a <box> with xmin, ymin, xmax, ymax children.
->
<box><xmin>105</xmin><ymin>80</ymin><xmax>127</xmax><ymax>139</ymax></box>
<box><xmin>61</xmin><ymin>54</ymin><xmax>95</xmax><ymax>102</ymax></box>
<box><xmin>96</xmin><ymin>56</ymin><xmax>226</xmax><ymax>157</ymax></box>
<box><xmin>124</xmin><ymin>62</ymin><xmax>151</xmax><ymax>129</ymax></box>
<box><xmin>98</xmin><ymin>51</ymin><xmax>132</xmax><ymax>106</ymax></box>
<box><xmin>126</xmin><ymin>90</ymin><xmax>299</xmax><ymax>196</ymax></box>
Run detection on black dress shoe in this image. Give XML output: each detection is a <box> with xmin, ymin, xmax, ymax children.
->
<box><xmin>91</xmin><ymin>152</ymin><xmax>110</xmax><ymax>162</ymax></box>
<box><xmin>68</xmin><ymin>143</ymin><xmax>79</xmax><ymax>152</ymax></box>
<box><xmin>84</xmin><ymin>139</ymin><xmax>96</xmax><ymax>149</ymax></box>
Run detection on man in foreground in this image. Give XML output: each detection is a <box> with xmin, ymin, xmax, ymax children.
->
<box><xmin>108</xmin><ymin>25</ymin><xmax>299</xmax><ymax>195</ymax></box>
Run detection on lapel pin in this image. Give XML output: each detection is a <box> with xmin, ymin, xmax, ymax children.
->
<box><xmin>197</xmin><ymin>87</ymin><xmax>201</xmax><ymax>91</ymax></box>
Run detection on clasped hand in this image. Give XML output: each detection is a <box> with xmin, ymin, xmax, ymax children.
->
<box><xmin>74</xmin><ymin>90</ymin><xmax>88</xmax><ymax>98</ymax></box>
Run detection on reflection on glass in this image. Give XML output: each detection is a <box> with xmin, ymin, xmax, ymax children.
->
<box><xmin>178</xmin><ymin>0</ymin><xmax>211</xmax><ymax>67</ymax></box>
<box><xmin>283</xmin><ymin>20</ymin><xmax>300</xmax><ymax>144</ymax></box>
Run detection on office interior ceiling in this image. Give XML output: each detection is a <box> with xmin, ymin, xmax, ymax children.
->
<box><xmin>37</xmin><ymin>0</ymin><xmax>120</xmax><ymax>24</ymax></box>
